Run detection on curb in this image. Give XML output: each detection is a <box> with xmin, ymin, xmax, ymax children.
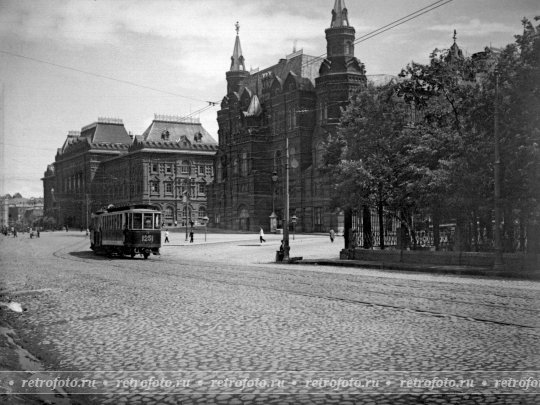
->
<box><xmin>295</xmin><ymin>259</ymin><xmax>540</xmax><ymax>280</ymax></box>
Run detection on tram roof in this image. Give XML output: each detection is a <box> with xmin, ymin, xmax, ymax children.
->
<box><xmin>94</xmin><ymin>204</ymin><xmax>161</xmax><ymax>214</ymax></box>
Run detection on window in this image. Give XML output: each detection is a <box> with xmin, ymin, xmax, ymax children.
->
<box><xmin>315</xmin><ymin>207</ymin><xmax>322</xmax><ymax>225</ymax></box>
<box><xmin>206</xmin><ymin>165</ymin><xmax>213</xmax><ymax>176</ymax></box>
<box><xmin>143</xmin><ymin>214</ymin><xmax>153</xmax><ymax>229</ymax></box>
<box><xmin>164</xmin><ymin>207</ymin><xmax>174</xmax><ymax>223</ymax></box>
<box><xmin>198</xmin><ymin>183</ymin><xmax>206</xmax><ymax>195</ymax></box>
<box><xmin>165</xmin><ymin>182</ymin><xmax>173</xmax><ymax>194</ymax></box>
<box><xmin>161</xmin><ymin>130</ymin><xmax>170</xmax><ymax>140</ymax></box>
<box><xmin>217</xmin><ymin>161</ymin><xmax>222</xmax><ymax>182</ymax></box>
<box><xmin>150</xmin><ymin>181</ymin><xmax>159</xmax><ymax>194</ymax></box>
<box><xmin>181</xmin><ymin>160</ymin><xmax>190</xmax><ymax>174</ymax></box>
<box><xmin>199</xmin><ymin>165</ymin><xmax>205</xmax><ymax>175</ymax></box>
<box><xmin>151</xmin><ymin>163</ymin><xmax>158</xmax><ymax>173</ymax></box>
<box><xmin>241</xmin><ymin>152</ymin><xmax>248</xmax><ymax>177</ymax></box>
<box><xmin>165</xmin><ymin>164</ymin><xmax>172</xmax><ymax>174</ymax></box>
<box><xmin>133</xmin><ymin>213</ymin><xmax>142</xmax><ymax>229</ymax></box>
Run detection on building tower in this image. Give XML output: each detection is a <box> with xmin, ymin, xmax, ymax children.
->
<box><xmin>316</xmin><ymin>0</ymin><xmax>366</xmax><ymax>124</ymax></box>
<box><xmin>226</xmin><ymin>21</ymin><xmax>250</xmax><ymax>95</ymax></box>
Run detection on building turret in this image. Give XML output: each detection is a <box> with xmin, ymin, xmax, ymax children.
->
<box><xmin>317</xmin><ymin>0</ymin><xmax>365</xmax><ymax>123</ymax></box>
<box><xmin>446</xmin><ymin>29</ymin><xmax>464</xmax><ymax>63</ymax></box>
<box><xmin>226</xmin><ymin>21</ymin><xmax>250</xmax><ymax>95</ymax></box>
<box><xmin>325</xmin><ymin>0</ymin><xmax>356</xmax><ymax>62</ymax></box>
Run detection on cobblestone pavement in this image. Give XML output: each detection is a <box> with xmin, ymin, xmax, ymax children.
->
<box><xmin>0</xmin><ymin>231</ymin><xmax>539</xmax><ymax>405</ymax></box>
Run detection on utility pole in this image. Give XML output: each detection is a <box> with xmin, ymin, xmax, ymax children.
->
<box><xmin>493</xmin><ymin>68</ymin><xmax>504</xmax><ymax>270</ymax></box>
<box><xmin>283</xmin><ymin>134</ymin><xmax>290</xmax><ymax>261</ymax></box>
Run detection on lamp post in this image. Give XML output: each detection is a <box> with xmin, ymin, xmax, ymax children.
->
<box><xmin>291</xmin><ymin>214</ymin><xmax>297</xmax><ymax>240</ymax></box>
<box><xmin>282</xmin><ymin>135</ymin><xmax>290</xmax><ymax>261</ymax></box>
<box><xmin>493</xmin><ymin>68</ymin><xmax>504</xmax><ymax>270</ymax></box>
<box><xmin>202</xmin><ymin>215</ymin><xmax>209</xmax><ymax>241</ymax></box>
<box><xmin>183</xmin><ymin>177</ymin><xmax>191</xmax><ymax>242</ymax></box>
<box><xmin>270</xmin><ymin>171</ymin><xmax>278</xmax><ymax>233</ymax></box>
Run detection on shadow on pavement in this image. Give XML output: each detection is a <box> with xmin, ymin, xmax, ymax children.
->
<box><xmin>67</xmin><ymin>251</ymin><xmax>147</xmax><ymax>261</ymax></box>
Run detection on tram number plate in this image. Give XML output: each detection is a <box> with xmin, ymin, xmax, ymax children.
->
<box><xmin>142</xmin><ymin>234</ymin><xmax>153</xmax><ymax>243</ymax></box>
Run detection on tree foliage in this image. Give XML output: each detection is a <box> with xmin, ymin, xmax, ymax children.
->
<box><xmin>326</xmin><ymin>17</ymin><xmax>540</xmax><ymax>252</ymax></box>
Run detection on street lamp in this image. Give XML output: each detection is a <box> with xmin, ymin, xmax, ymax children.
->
<box><xmin>282</xmin><ymin>134</ymin><xmax>291</xmax><ymax>261</ymax></box>
<box><xmin>492</xmin><ymin>68</ymin><xmax>504</xmax><ymax>270</ymax></box>
<box><xmin>291</xmin><ymin>214</ymin><xmax>297</xmax><ymax>240</ymax></box>
<box><xmin>270</xmin><ymin>171</ymin><xmax>278</xmax><ymax>233</ymax></box>
<box><xmin>183</xmin><ymin>177</ymin><xmax>191</xmax><ymax>241</ymax></box>
<box><xmin>202</xmin><ymin>215</ymin><xmax>209</xmax><ymax>241</ymax></box>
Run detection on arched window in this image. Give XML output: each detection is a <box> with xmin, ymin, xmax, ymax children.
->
<box><xmin>241</xmin><ymin>152</ymin><xmax>248</xmax><ymax>176</ymax></box>
<box><xmin>344</xmin><ymin>42</ymin><xmax>351</xmax><ymax>55</ymax></box>
<box><xmin>198</xmin><ymin>206</ymin><xmax>206</xmax><ymax>219</ymax></box>
<box><xmin>217</xmin><ymin>160</ymin><xmax>222</xmax><ymax>183</ymax></box>
<box><xmin>316</xmin><ymin>142</ymin><xmax>326</xmax><ymax>168</ymax></box>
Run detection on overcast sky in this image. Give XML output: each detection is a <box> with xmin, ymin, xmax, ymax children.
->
<box><xmin>0</xmin><ymin>0</ymin><xmax>538</xmax><ymax>197</ymax></box>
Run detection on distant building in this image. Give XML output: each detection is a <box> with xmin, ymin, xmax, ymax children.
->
<box><xmin>42</xmin><ymin>116</ymin><xmax>216</xmax><ymax>228</ymax></box>
<box><xmin>0</xmin><ymin>194</ymin><xmax>43</xmax><ymax>229</ymax></box>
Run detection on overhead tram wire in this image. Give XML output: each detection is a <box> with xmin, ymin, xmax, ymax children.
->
<box><xmin>0</xmin><ymin>49</ymin><xmax>211</xmax><ymax>104</ymax></box>
<box><xmin>301</xmin><ymin>0</ymin><xmax>454</xmax><ymax>70</ymax></box>
<box><xmin>1</xmin><ymin>1</ymin><xmax>452</xmax><ymax>128</ymax></box>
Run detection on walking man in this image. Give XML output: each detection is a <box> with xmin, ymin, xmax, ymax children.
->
<box><xmin>189</xmin><ymin>230</ymin><xmax>194</xmax><ymax>243</ymax></box>
<box><xmin>329</xmin><ymin>229</ymin><xmax>335</xmax><ymax>243</ymax></box>
<box><xmin>164</xmin><ymin>229</ymin><xmax>170</xmax><ymax>243</ymax></box>
<box><xmin>259</xmin><ymin>227</ymin><xmax>266</xmax><ymax>243</ymax></box>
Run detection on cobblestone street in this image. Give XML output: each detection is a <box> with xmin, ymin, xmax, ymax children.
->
<box><xmin>0</xmin><ymin>231</ymin><xmax>539</xmax><ymax>404</ymax></box>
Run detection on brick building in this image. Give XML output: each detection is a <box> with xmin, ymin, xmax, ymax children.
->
<box><xmin>43</xmin><ymin>116</ymin><xmax>216</xmax><ymax>229</ymax></box>
<box><xmin>208</xmin><ymin>0</ymin><xmax>367</xmax><ymax>232</ymax></box>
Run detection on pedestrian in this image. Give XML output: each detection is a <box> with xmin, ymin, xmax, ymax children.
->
<box><xmin>277</xmin><ymin>239</ymin><xmax>285</xmax><ymax>261</ymax></box>
<box><xmin>329</xmin><ymin>229</ymin><xmax>335</xmax><ymax>243</ymax></box>
<box><xmin>189</xmin><ymin>230</ymin><xmax>194</xmax><ymax>243</ymax></box>
<box><xmin>13</xmin><ymin>229</ymin><xmax>17</xmax><ymax>238</ymax></box>
<box><xmin>164</xmin><ymin>229</ymin><xmax>170</xmax><ymax>243</ymax></box>
<box><xmin>37</xmin><ymin>228</ymin><xmax>40</xmax><ymax>238</ymax></box>
<box><xmin>259</xmin><ymin>227</ymin><xmax>266</xmax><ymax>243</ymax></box>
<box><xmin>174</xmin><ymin>220</ymin><xmax>178</xmax><ymax>227</ymax></box>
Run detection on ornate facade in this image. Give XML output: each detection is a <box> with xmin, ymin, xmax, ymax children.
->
<box><xmin>208</xmin><ymin>0</ymin><xmax>367</xmax><ymax>232</ymax></box>
<box><xmin>43</xmin><ymin>116</ymin><xmax>216</xmax><ymax>229</ymax></box>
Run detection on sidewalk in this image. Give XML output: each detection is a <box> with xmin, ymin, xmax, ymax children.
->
<box><xmin>295</xmin><ymin>258</ymin><xmax>540</xmax><ymax>280</ymax></box>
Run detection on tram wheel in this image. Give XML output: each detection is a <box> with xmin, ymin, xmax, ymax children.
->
<box><xmin>143</xmin><ymin>252</ymin><xmax>150</xmax><ymax>260</ymax></box>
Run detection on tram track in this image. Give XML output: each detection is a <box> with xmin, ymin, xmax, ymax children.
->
<box><xmin>52</xmin><ymin>240</ymin><xmax>539</xmax><ymax>330</ymax></box>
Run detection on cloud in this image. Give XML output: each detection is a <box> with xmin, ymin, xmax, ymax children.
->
<box><xmin>428</xmin><ymin>18</ymin><xmax>516</xmax><ymax>36</ymax></box>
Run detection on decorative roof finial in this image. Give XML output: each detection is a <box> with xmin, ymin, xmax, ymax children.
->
<box><xmin>235</xmin><ymin>21</ymin><xmax>240</xmax><ymax>36</ymax></box>
<box><xmin>453</xmin><ymin>29</ymin><xmax>457</xmax><ymax>43</ymax></box>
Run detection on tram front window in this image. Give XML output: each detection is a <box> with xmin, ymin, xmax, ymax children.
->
<box><xmin>143</xmin><ymin>214</ymin><xmax>153</xmax><ymax>229</ymax></box>
<box><xmin>133</xmin><ymin>213</ymin><xmax>142</xmax><ymax>229</ymax></box>
<box><xmin>154</xmin><ymin>213</ymin><xmax>161</xmax><ymax>229</ymax></box>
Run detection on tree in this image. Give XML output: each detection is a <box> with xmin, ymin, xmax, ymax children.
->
<box><xmin>325</xmin><ymin>83</ymin><xmax>412</xmax><ymax>249</ymax></box>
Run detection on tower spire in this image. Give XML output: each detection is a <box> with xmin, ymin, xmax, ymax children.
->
<box><xmin>331</xmin><ymin>0</ymin><xmax>349</xmax><ymax>27</ymax></box>
<box><xmin>446</xmin><ymin>29</ymin><xmax>463</xmax><ymax>62</ymax></box>
<box><xmin>230</xmin><ymin>21</ymin><xmax>246</xmax><ymax>71</ymax></box>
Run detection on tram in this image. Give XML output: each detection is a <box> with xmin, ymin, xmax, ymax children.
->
<box><xmin>90</xmin><ymin>204</ymin><xmax>161</xmax><ymax>259</ymax></box>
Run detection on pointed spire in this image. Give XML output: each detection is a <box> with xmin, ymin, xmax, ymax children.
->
<box><xmin>446</xmin><ymin>29</ymin><xmax>464</xmax><ymax>62</ymax></box>
<box><xmin>230</xmin><ymin>21</ymin><xmax>246</xmax><ymax>71</ymax></box>
<box><xmin>330</xmin><ymin>0</ymin><xmax>350</xmax><ymax>28</ymax></box>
